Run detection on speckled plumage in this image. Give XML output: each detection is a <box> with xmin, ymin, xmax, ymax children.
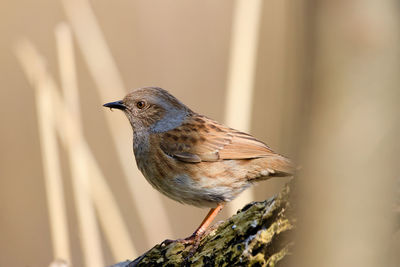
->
<box><xmin>104</xmin><ymin>87</ymin><xmax>294</xmax><ymax>208</ymax></box>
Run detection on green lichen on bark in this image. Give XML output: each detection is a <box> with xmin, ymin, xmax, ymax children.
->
<box><xmin>125</xmin><ymin>182</ymin><xmax>295</xmax><ymax>267</ymax></box>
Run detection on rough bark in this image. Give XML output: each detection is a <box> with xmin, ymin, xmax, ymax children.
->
<box><xmin>112</xmin><ymin>181</ymin><xmax>295</xmax><ymax>267</ymax></box>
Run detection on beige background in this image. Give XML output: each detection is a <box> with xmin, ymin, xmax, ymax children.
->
<box><xmin>2</xmin><ymin>1</ymin><xmax>399</xmax><ymax>267</ymax></box>
<box><xmin>0</xmin><ymin>1</ymin><xmax>299</xmax><ymax>266</ymax></box>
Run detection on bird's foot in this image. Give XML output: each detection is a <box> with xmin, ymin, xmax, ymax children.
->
<box><xmin>160</xmin><ymin>232</ymin><xmax>203</xmax><ymax>246</ymax></box>
<box><xmin>183</xmin><ymin>234</ymin><xmax>203</xmax><ymax>264</ymax></box>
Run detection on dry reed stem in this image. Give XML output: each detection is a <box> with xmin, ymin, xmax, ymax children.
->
<box><xmin>15</xmin><ymin>39</ymin><xmax>137</xmax><ymax>264</ymax></box>
<box><xmin>55</xmin><ymin>23</ymin><xmax>105</xmax><ymax>267</ymax></box>
<box><xmin>225</xmin><ymin>0</ymin><xmax>263</xmax><ymax>215</ymax></box>
<box><xmin>53</xmin><ymin>26</ymin><xmax>138</xmax><ymax>259</ymax></box>
<box><xmin>61</xmin><ymin>0</ymin><xmax>173</xmax><ymax>244</ymax></box>
<box><xmin>15</xmin><ymin>42</ymin><xmax>71</xmax><ymax>263</ymax></box>
<box><xmin>53</xmin><ymin>84</ymin><xmax>138</xmax><ymax>262</ymax></box>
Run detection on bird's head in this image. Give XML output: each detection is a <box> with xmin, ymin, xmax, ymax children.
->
<box><xmin>103</xmin><ymin>87</ymin><xmax>192</xmax><ymax>133</ymax></box>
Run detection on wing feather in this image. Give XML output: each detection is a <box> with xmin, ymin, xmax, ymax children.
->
<box><xmin>159</xmin><ymin>114</ymin><xmax>279</xmax><ymax>162</ymax></box>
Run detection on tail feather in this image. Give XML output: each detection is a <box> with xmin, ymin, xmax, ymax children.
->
<box><xmin>247</xmin><ymin>155</ymin><xmax>296</xmax><ymax>182</ymax></box>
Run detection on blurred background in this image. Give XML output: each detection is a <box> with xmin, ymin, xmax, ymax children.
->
<box><xmin>0</xmin><ymin>0</ymin><xmax>399</xmax><ymax>267</ymax></box>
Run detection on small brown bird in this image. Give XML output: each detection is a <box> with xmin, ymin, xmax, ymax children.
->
<box><xmin>104</xmin><ymin>87</ymin><xmax>294</xmax><ymax>243</ymax></box>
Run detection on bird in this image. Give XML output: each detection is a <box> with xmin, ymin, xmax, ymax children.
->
<box><xmin>103</xmin><ymin>87</ymin><xmax>294</xmax><ymax>244</ymax></box>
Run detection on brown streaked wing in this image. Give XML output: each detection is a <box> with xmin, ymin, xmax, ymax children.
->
<box><xmin>159</xmin><ymin>114</ymin><xmax>278</xmax><ymax>162</ymax></box>
<box><xmin>218</xmin><ymin>133</ymin><xmax>275</xmax><ymax>160</ymax></box>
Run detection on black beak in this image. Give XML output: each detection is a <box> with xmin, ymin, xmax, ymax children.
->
<box><xmin>103</xmin><ymin>100</ymin><xmax>126</xmax><ymax>110</ymax></box>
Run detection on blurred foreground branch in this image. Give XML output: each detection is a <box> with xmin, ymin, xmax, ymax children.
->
<box><xmin>113</xmin><ymin>181</ymin><xmax>296</xmax><ymax>266</ymax></box>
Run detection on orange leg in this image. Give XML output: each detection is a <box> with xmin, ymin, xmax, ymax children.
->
<box><xmin>190</xmin><ymin>203</ymin><xmax>225</xmax><ymax>239</ymax></box>
<box><xmin>161</xmin><ymin>203</ymin><xmax>225</xmax><ymax>246</ymax></box>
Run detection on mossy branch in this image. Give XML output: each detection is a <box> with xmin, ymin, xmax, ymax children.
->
<box><xmin>112</xmin><ymin>181</ymin><xmax>296</xmax><ymax>267</ymax></box>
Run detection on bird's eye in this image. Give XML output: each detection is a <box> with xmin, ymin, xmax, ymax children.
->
<box><xmin>136</xmin><ymin>101</ymin><xmax>146</xmax><ymax>109</ymax></box>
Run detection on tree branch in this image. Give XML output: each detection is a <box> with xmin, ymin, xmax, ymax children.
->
<box><xmin>112</xmin><ymin>180</ymin><xmax>295</xmax><ymax>266</ymax></box>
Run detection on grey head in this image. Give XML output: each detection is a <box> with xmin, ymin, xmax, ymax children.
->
<box><xmin>103</xmin><ymin>87</ymin><xmax>193</xmax><ymax>133</ymax></box>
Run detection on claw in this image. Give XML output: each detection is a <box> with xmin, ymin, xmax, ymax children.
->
<box><xmin>160</xmin><ymin>234</ymin><xmax>199</xmax><ymax>246</ymax></box>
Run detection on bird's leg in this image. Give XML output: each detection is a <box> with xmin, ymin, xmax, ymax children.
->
<box><xmin>188</xmin><ymin>203</ymin><xmax>225</xmax><ymax>240</ymax></box>
<box><xmin>161</xmin><ymin>203</ymin><xmax>225</xmax><ymax>246</ymax></box>
<box><xmin>182</xmin><ymin>203</ymin><xmax>225</xmax><ymax>261</ymax></box>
